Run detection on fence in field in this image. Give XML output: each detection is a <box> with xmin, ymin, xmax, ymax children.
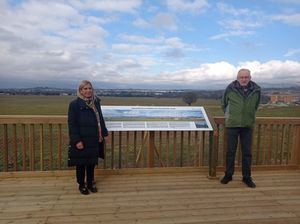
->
<box><xmin>1</xmin><ymin>115</ymin><xmax>300</xmax><ymax>176</ymax></box>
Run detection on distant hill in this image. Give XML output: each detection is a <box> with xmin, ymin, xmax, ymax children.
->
<box><xmin>0</xmin><ymin>86</ymin><xmax>299</xmax><ymax>100</ymax></box>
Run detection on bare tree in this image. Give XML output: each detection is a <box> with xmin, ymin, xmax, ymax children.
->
<box><xmin>182</xmin><ymin>92</ymin><xmax>198</xmax><ymax>106</ymax></box>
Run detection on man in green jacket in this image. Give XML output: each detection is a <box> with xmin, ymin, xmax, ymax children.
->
<box><xmin>220</xmin><ymin>68</ymin><xmax>261</xmax><ymax>188</ymax></box>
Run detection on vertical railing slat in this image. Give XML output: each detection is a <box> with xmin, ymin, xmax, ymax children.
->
<box><xmin>261</xmin><ymin>124</ymin><xmax>266</xmax><ymax>165</ymax></box>
<box><xmin>267</xmin><ymin>124</ymin><xmax>273</xmax><ymax>165</ymax></box>
<box><xmin>141</xmin><ymin>131</ymin><xmax>145</xmax><ymax>168</ymax></box>
<box><xmin>40</xmin><ymin>124</ymin><xmax>44</xmax><ymax>171</ymax></box>
<box><xmin>49</xmin><ymin>124</ymin><xmax>53</xmax><ymax>170</ymax></box>
<box><xmin>187</xmin><ymin>131</ymin><xmax>191</xmax><ymax>166</ymax></box>
<box><xmin>3</xmin><ymin>124</ymin><xmax>8</xmax><ymax>172</ymax></box>
<box><xmin>291</xmin><ymin>125</ymin><xmax>300</xmax><ymax>166</ymax></box>
<box><xmin>194</xmin><ymin>131</ymin><xmax>198</xmax><ymax>167</ymax></box>
<box><xmin>180</xmin><ymin>131</ymin><xmax>184</xmax><ymax>167</ymax></box>
<box><xmin>222</xmin><ymin>127</ymin><xmax>227</xmax><ymax>167</ymax></box>
<box><xmin>280</xmin><ymin>124</ymin><xmax>286</xmax><ymax>165</ymax></box>
<box><xmin>58</xmin><ymin>124</ymin><xmax>62</xmax><ymax>169</ymax></box>
<box><xmin>166</xmin><ymin>131</ymin><xmax>170</xmax><ymax>167</ymax></box>
<box><xmin>275</xmin><ymin>125</ymin><xmax>280</xmax><ymax>165</ymax></box>
<box><xmin>133</xmin><ymin>131</ymin><xmax>137</xmax><ymax>167</ymax></box>
<box><xmin>21</xmin><ymin>124</ymin><xmax>26</xmax><ymax>171</ymax></box>
<box><xmin>285</xmin><ymin>124</ymin><xmax>292</xmax><ymax>165</ymax></box>
<box><xmin>256</xmin><ymin>124</ymin><xmax>261</xmax><ymax>165</ymax></box>
<box><xmin>199</xmin><ymin>131</ymin><xmax>205</xmax><ymax>166</ymax></box>
<box><xmin>215</xmin><ymin>125</ymin><xmax>220</xmax><ymax>168</ymax></box>
<box><xmin>111</xmin><ymin>131</ymin><xmax>115</xmax><ymax>169</ymax></box>
<box><xmin>103</xmin><ymin>136</ymin><xmax>107</xmax><ymax>169</ymax></box>
<box><xmin>13</xmin><ymin>124</ymin><xmax>18</xmax><ymax>171</ymax></box>
<box><xmin>119</xmin><ymin>131</ymin><xmax>122</xmax><ymax>169</ymax></box>
<box><xmin>126</xmin><ymin>132</ymin><xmax>129</xmax><ymax>168</ymax></box>
<box><xmin>29</xmin><ymin>124</ymin><xmax>34</xmax><ymax>171</ymax></box>
<box><xmin>148</xmin><ymin>131</ymin><xmax>155</xmax><ymax>168</ymax></box>
<box><xmin>173</xmin><ymin>131</ymin><xmax>177</xmax><ymax>166</ymax></box>
<box><xmin>159</xmin><ymin>131</ymin><xmax>162</xmax><ymax>166</ymax></box>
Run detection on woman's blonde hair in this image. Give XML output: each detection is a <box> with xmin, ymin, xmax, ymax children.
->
<box><xmin>77</xmin><ymin>80</ymin><xmax>95</xmax><ymax>100</ymax></box>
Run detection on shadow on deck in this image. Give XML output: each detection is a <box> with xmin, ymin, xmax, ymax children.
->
<box><xmin>0</xmin><ymin>168</ymin><xmax>300</xmax><ymax>224</ymax></box>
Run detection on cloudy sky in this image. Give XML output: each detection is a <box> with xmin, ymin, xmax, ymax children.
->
<box><xmin>0</xmin><ymin>0</ymin><xmax>300</xmax><ymax>89</ymax></box>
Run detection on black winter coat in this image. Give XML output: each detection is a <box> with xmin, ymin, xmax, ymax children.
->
<box><xmin>68</xmin><ymin>97</ymin><xmax>108</xmax><ymax>166</ymax></box>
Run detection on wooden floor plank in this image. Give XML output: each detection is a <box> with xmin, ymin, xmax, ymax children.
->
<box><xmin>0</xmin><ymin>169</ymin><xmax>299</xmax><ymax>224</ymax></box>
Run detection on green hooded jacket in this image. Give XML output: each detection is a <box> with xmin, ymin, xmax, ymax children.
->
<box><xmin>221</xmin><ymin>80</ymin><xmax>261</xmax><ymax>128</ymax></box>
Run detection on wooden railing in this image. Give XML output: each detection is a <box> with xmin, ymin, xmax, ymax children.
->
<box><xmin>1</xmin><ymin>115</ymin><xmax>300</xmax><ymax>174</ymax></box>
<box><xmin>213</xmin><ymin>117</ymin><xmax>300</xmax><ymax>168</ymax></box>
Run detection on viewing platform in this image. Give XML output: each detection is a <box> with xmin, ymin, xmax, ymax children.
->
<box><xmin>0</xmin><ymin>115</ymin><xmax>300</xmax><ymax>223</ymax></box>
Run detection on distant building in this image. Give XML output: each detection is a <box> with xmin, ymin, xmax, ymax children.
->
<box><xmin>269</xmin><ymin>94</ymin><xmax>299</xmax><ymax>104</ymax></box>
<box><xmin>60</xmin><ymin>93</ymin><xmax>70</xmax><ymax>96</ymax></box>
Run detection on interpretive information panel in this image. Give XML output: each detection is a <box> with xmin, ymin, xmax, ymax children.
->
<box><xmin>102</xmin><ymin>106</ymin><xmax>213</xmax><ymax>131</ymax></box>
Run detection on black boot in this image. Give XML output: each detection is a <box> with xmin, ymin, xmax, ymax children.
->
<box><xmin>87</xmin><ymin>182</ymin><xmax>98</xmax><ymax>193</ymax></box>
<box><xmin>79</xmin><ymin>185</ymin><xmax>89</xmax><ymax>195</ymax></box>
<box><xmin>242</xmin><ymin>177</ymin><xmax>256</xmax><ymax>188</ymax></box>
<box><xmin>220</xmin><ymin>175</ymin><xmax>232</xmax><ymax>184</ymax></box>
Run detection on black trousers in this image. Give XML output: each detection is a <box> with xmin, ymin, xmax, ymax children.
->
<box><xmin>76</xmin><ymin>164</ymin><xmax>95</xmax><ymax>187</ymax></box>
<box><xmin>225</xmin><ymin>127</ymin><xmax>253</xmax><ymax>179</ymax></box>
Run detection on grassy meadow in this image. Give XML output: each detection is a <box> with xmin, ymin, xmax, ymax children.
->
<box><xmin>0</xmin><ymin>95</ymin><xmax>300</xmax><ymax>117</ymax></box>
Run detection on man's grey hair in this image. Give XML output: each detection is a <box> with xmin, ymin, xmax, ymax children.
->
<box><xmin>237</xmin><ymin>68</ymin><xmax>251</xmax><ymax>78</ymax></box>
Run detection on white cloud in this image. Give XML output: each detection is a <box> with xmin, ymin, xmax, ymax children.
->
<box><xmin>213</xmin><ymin>3</ymin><xmax>265</xmax><ymax>40</ymax></box>
<box><xmin>166</xmin><ymin>0</ymin><xmax>209</xmax><ymax>14</ymax></box>
<box><xmin>119</xmin><ymin>34</ymin><xmax>164</xmax><ymax>44</ymax></box>
<box><xmin>269</xmin><ymin>0</ymin><xmax>300</xmax><ymax>5</ymax></box>
<box><xmin>87</xmin><ymin>15</ymin><xmax>118</xmax><ymax>25</ymax></box>
<box><xmin>272</xmin><ymin>13</ymin><xmax>300</xmax><ymax>26</ymax></box>
<box><xmin>133</xmin><ymin>13</ymin><xmax>178</xmax><ymax>31</ymax></box>
<box><xmin>152</xmin><ymin>13</ymin><xmax>178</xmax><ymax>31</ymax></box>
<box><xmin>69</xmin><ymin>0</ymin><xmax>142</xmax><ymax>13</ymax></box>
<box><xmin>144</xmin><ymin>60</ymin><xmax>300</xmax><ymax>88</ymax></box>
<box><xmin>0</xmin><ymin>0</ymin><xmax>110</xmax><ymax>83</ymax></box>
<box><xmin>133</xmin><ymin>18</ymin><xmax>151</xmax><ymax>29</ymax></box>
<box><xmin>158</xmin><ymin>61</ymin><xmax>236</xmax><ymax>83</ymax></box>
<box><xmin>239</xmin><ymin>60</ymin><xmax>300</xmax><ymax>84</ymax></box>
<box><xmin>210</xmin><ymin>30</ymin><xmax>254</xmax><ymax>40</ymax></box>
<box><xmin>113</xmin><ymin>35</ymin><xmax>204</xmax><ymax>60</ymax></box>
<box><xmin>284</xmin><ymin>48</ymin><xmax>300</xmax><ymax>57</ymax></box>
<box><xmin>112</xmin><ymin>44</ymin><xmax>152</xmax><ymax>53</ymax></box>
<box><xmin>218</xmin><ymin>19</ymin><xmax>262</xmax><ymax>31</ymax></box>
<box><xmin>217</xmin><ymin>2</ymin><xmax>250</xmax><ymax>16</ymax></box>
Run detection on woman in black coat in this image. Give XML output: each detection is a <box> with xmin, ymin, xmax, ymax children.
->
<box><xmin>68</xmin><ymin>80</ymin><xmax>108</xmax><ymax>195</ymax></box>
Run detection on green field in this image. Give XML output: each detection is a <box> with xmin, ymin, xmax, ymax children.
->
<box><xmin>0</xmin><ymin>95</ymin><xmax>299</xmax><ymax>117</ymax></box>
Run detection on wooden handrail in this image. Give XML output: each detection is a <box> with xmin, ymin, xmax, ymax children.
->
<box><xmin>214</xmin><ymin>116</ymin><xmax>300</xmax><ymax>125</ymax></box>
<box><xmin>0</xmin><ymin>115</ymin><xmax>66</xmax><ymax>124</ymax></box>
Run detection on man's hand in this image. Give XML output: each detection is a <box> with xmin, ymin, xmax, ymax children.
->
<box><xmin>76</xmin><ymin>141</ymin><xmax>84</xmax><ymax>150</ymax></box>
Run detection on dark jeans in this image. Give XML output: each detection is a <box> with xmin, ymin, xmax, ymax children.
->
<box><xmin>225</xmin><ymin>127</ymin><xmax>253</xmax><ymax>179</ymax></box>
<box><xmin>76</xmin><ymin>164</ymin><xmax>95</xmax><ymax>187</ymax></box>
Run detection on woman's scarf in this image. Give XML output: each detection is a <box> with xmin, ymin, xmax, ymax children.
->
<box><xmin>77</xmin><ymin>91</ymin><xmax>103</xmax><ymax>142</ymax></box>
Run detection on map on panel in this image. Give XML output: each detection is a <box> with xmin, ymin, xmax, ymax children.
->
<box><xmin>101</xmin><ymin>106</ymin><xmax>213</xmax><ymax>131</ymax></box>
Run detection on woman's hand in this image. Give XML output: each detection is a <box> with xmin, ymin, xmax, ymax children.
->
<box><xmin>76</xmin><ymin>141</ymin><xmax>84</xmax><ymax>150</ymax></box>
<box><xmin>104</xmin><ymin>136</ymin><xmax>110</xmax><ymax>144</ymax></box>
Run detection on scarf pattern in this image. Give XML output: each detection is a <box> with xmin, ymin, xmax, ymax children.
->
<box><xmin>77</xmin><ymin>92</ymin><xmax>103</xmax><ymax>142</ymax></box>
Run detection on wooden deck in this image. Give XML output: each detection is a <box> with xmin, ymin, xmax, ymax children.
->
<box><xmin>0</xmin><ymin>168</ymin><xmax>300</xmax><ymax>224</ymax></box>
